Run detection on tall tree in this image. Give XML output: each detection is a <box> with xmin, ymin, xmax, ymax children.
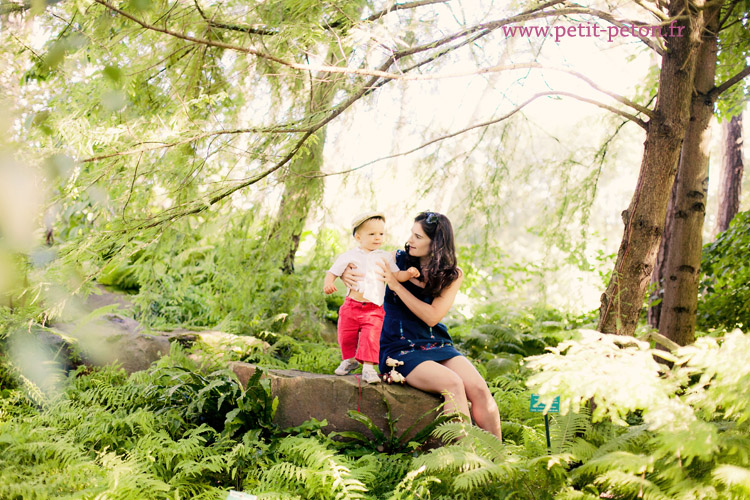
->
<box><xmin>714</xmin><ymin>112</ymin><xmax>745</xmax><ymax>235</ymax></box>
<box><xmin>646</xmin><ymin>1</ymin><xmax>749</xmax><ymax>340</ymax></box>
<box><xmin>656</xmin><ymin>1</ymin><xmax>723</xmax><ymax>345</ymax></box>
<box><xmin>270</xmin><ymin>50</ymin><xmax>347</xmax><ymax>273</ymax></box>
<box><xmin>6</xmin><ymin>0</ymin><xmax>749</xmax><ymax>332</ymax></box>
<box><xmin>597</xmin><ymin>1</ymin><xmax>708</xmax><ymax>335</ymax></box>
<box><xmin>646</xmin><ymin>174</ymin><xmax>678</xmax><ymax>330</ymax></box>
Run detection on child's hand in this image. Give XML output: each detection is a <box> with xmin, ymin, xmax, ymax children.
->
<box><xmin>324</xmin><ymin>283</ymin><xmax>337</xmax><ymax>294</ymax></box>
<box><xmin>407</xmin><ymin>266</ymin><xmax>420</xmax><ymax>278</ymax></box>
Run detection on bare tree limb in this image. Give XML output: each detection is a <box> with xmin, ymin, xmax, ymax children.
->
<box><xmin>710</xmin><ymin>64</ymin><xmax>750</xmax><ymax>98</ymax></box>
<box><xmin>631</xmin><ymin>0</ymin><xmax>669</xmax><ymax>21</ymax></box>
<box><xmin>540</xmin><ymin>65</ymin><xmax>656</xmax><ymax>117</ymax></box>
<box><xmin>193</xmin><ymin>0</ymin><xmax>449</xmax><ymax>35</ymax></box>
<box><xmin>362</xmin><ymin>0</ymin><xmax>449</xmax><ymax>22</ymax></box>
<box><xmin>310</xmin><ymin>90</ymin><xmax>647</xmax><ymax>179</ymax></box>
<box><xmin>80</xmin><ymin>126</ymin><xmax>305</xmax><ymax>163</ymax></box>
<box><xmin>81</xmin><ymin>61</ymin><xmax>652</xmax><ymax>164</ymax></box>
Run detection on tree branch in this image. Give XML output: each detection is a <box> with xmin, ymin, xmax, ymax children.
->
<box><xmin>631</xmin><ymin>0</ymin><xmax>669</xmax><ymax>21</ymax></box>
<box><xmin>718</xmin><ymin>0</ymin><xmax>742</xmax><ymax>30</ymax></box>
<box><xmin>120</xmin><ymin>130</ymin><xmax>313</xmax><ymax>232</ymax></box>
<box><xmin>80</xmin><ymin>126</ymin><xmax>305</xmax><ymax>163</ymax></box>
<box><xmin>96</xmin><ymin>0</ymin><xmax>664</xmax><ymax>81</ymax></box>
<box><xmin>540</xmin><ymin>65</ymin><xmax>656</xmax><ymax>117</ymax></box>
<box><xmin>362</xmin><ymin>0</ymin><xmax>449</xmax><ymax>22</ymax></box>
<box><xmin>312</xmin><ymin>90</ymin><xmax>647</xmax><ymax>179</ymax></box>
<box><xmin>710</xmin><ymin>64</ymin><xmax>750</xmax><ymax>99</ymax></box>
<box><xmin>81</xmin><ymin>60</ymin><xmax>652</xmax><ymax>165</ymax></box>
<box><xmin>193</xmin><ymin>0</ymin><xmax>279</xmax><ymax>36</ymax></box>
<box><xmin>192</xmin><ymin>0</ymin><xmax>449</xmax><ymax>36</ymax></box>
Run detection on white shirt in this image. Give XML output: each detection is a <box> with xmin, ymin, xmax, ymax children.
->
<box><xmin>328</xmin><ymin>248</ymin><xmax>400</xmax><ymax>306</ymax></box>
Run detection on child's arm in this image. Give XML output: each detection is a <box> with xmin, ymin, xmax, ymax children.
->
<box><xmin>395</xmin><ymin>267</ymin><xmax>420</xmax><ymax>282</ymax></box>
<box><xmin>323</xmin><ymin>271</ymin><xmax>339</xmax><ymax>294</ymax></box>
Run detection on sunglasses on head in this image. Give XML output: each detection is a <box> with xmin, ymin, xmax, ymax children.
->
<box><xmin>422</xmin><ymin>211</ymin><xmax>438</xmax><ymax>224</ymax></box>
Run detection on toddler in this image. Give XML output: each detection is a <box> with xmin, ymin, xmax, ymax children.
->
<box><xmin>324</xmin><ymin>211</ymin><xmax>419</xmax><ymax>383</ymax></box>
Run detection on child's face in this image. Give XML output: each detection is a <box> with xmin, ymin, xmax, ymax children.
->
<box><xmin>354</xmin><ymin>218</ymin><xmax>385</xmax><ymax>251</ymax></box>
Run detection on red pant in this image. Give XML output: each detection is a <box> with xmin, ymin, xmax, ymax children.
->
<box><xmin>337</xmin><ymin>297</ymin><xmax>385</xmax><ymax>364</ymax></box>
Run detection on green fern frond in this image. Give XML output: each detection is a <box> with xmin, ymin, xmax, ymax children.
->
<box><xmin>262</xmin><ymin>461</ymin><xmax>310</xmax><ymax>484</ymax></box>
<box><xmin>386</xmin><ymin>464</ymin><xmax>441</xmax><ymax>500</ymax></box>
<box><xmin>573</xmin><ymin>450</ymin><xmax>655</xmax><ymax>482</ymax></box>
<box><xmin>564</xmin><ymin>437</ymin><xmax>598</xmax><ymax>461</ymax></box>
<box><xmin>264</xmin><ymin>436</ymin><xmax>369</xmax><ymax>499</ymax></box>
<box><xmin>717</xmin><ymin>432</ymin><xmax>750</xmax><ymax>465</ymax></box>
<box><xmin>712</xmin><ymin>464</ymin><xmax>750</xmax><ymax>493</ymax></box>
<box><xmin>255</xmin><ymin>492</ymin><xmax>304</xmax><ymax>500</ymax></box>
<box><xmin>589</xmin><ymin>424</ymin><xmax>651</xmax><ymax>460</ymax></box>
<box><xmin>593</xmin><ymin>470</ymin><xmax>669</xmax><ymax>500</ymax></box>
<box><xmin>430</xmin><ymin>421</ymin><xmax>506</xmax><ymax>458</ymax></box>
<box><xmin>554</xmin><ymin>487</ymin><xmax>600</xmax><ymax>500</ymax></box>
<box><xmin>452</xmin><ymin>461</ymin><xmax>518</xmax><ymax>490</ymax></box>
<box><xmin>521</xmin><ymin>424</ymin><xmax>548</xmax><ymax>456</ymax></box>
<box><xmin>415</xmin><ymin>446</ymin><xmax>492</xmax><ymax>475</ymax></box>
<box><xmin>552</xmin><ymin>409</ymin><xmax>592</xmax><ymax>454</ymax></box>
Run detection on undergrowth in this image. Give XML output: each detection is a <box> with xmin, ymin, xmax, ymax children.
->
<box><xmin>4</xmin><ymin>303</ymin><xmax>750</xmax><ymax>498</ymax></box>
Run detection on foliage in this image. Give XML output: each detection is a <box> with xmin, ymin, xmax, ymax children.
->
<box><xmin>0</xmin><ymin>351</ymin><xmax>277</xmax><ymax>499</ymax></box>
<box><xmin>698</xmin><ymin>210</ymin><xmax>750</xmax><ymax>330</ymax></box>
<box><xmin>525</xmin><ymin>328</ymin><xmax>750</xmax><ymax>499</ymax></box>
<box><xmin>715</xmin><ymin>1</ymin><xmax>750</xmax><ymax>118</ymax></box>
<box><xmin>450</xmin><ymin>303</ymin><xmax>588</xmax><ymax>380</ymax></box>
<box><xmin>332</xmin><ymin>399</ymin><xmax>450</xmax><ymax>455</ymax></box>
<box><xmin>85</xmin><ymin>213</ymin><xmax>339</xmax><ymax>338</ymax></box>
<box><xmin>136</xmin><ymin>343</ymin><xmax>279</xmax><ymax>439</ymax></box>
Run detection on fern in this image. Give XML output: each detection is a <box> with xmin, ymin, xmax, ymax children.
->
<box><xmin>386</xmin><ymin>464</ymin><xmax>441</xmax><ymax>500</ymax></box>
<box><xmin>551</xmin><ymin>406</ymin><xmax>592</xmax><ymax>454</ymax></box>
<box><xmin>256</xmin><ymin>435</ymin><xmax>369</xmax><ymax>499</ymax></box>
<box><xmin>553</xmin><ymin>487</ymin><xmax>601</xmax><ymax>500</ymax></box>
<box><xmin>712</xmin><ymin>464</ymin><xmax>750</xmax><ymax>495</ymax></box>
<box><xmin>412</xmin><ymin>423</ymin><xmax>523</xmax><ymax>495</ymax></box>
<box><xmin>573</xmin><ymin>450</ymin><xmax>655</xmax><ymax>481</ymax></box>
<box><xmin>593</xmin><ymin>470</ymin><xmax>670</xmax><ymax>500</ymax></box>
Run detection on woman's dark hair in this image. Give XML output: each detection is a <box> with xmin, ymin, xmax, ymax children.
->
<box><xmin>404</xmin><ymin>211</ymin><xmax>459</xmax><ymax>297</ymax></box>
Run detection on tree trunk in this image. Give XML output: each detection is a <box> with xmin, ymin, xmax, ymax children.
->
<box><xmin>597</xmin><ymin>4</ymin><xmax>706</xmax><ymax>335</ymax></box>
<box><xmin>270</xmin><ymin>53</ymin><xmax>341</xmax><ymax>273</ymax></box>
<box><xmin>657</xmin><ymin>2</ymin><xmax>723</xmax><ymax>346</ymax></box>
<box><xmin>647</xmin><ymin>173</ymin><xmax>679</xmax><ymax>330</ymax></box>
<box><xmin>714</xmin><ymin>112</ymin><xmax>744</xmax><ymax>235</ymax></box>
<box><xmin>273</xmin><ymin>125</ymin><xmax>329</xmax><ymax>273</ymax></box>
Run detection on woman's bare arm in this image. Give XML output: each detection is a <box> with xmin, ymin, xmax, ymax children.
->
<box><xmin>379</xmin><ymin>261</ymin><xmax>463</xmax><ymax>327</ymax></box>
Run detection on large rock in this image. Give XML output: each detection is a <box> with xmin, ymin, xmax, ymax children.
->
<box><xmin>231</xmin><ymin>362</ymin><xmax>443</xmax><ymax>442</ymax></box>
<box><xmin>38</xmin><ymin>287</ymin><xmax>444</xmax><ymax>441</ymax></box>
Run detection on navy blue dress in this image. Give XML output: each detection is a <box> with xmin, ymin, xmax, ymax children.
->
<box><xmin>378</xmin><ymin>250</ymin><xmax>463</xmax><ymax>377</ymax></box>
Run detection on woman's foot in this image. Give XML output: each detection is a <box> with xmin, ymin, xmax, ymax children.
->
<box><xmin>335</xmin><ymin>358</ymin><xmax>359</xmax><ymax>376</ymax></box>
<box><xmin>361</xmin><ymin>364</ymin><xmax>381</xmax><ymax>384</ymax></box>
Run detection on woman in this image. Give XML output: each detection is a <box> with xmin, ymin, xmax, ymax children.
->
<box><xmin>343</xmin><ymin>211</ymin><xmax>502</xmax><ymax>439</ymax></box>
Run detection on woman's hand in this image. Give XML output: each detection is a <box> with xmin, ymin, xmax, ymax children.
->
<box><xmin>375</xmin><ymin>259</ymin><xmax>400</xmax><ymax>288</ymax></box>
<box><xmin>340</xmin><ymin>263</ymin><xmax>364</xmax><ymax>289</ymax></box>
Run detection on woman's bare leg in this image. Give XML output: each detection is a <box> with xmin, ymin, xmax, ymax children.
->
<box><xmin>405</xmin><ymin>360</ymin><xmax>470</xmax><ymax>419</ymax></box>
<box><xmin>441</xmin><ymin>356</ymin><xmax>502</xmax><ymax>440</ymax></box>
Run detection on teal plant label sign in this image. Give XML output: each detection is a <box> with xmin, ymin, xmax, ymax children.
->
<box><xmin>227</xmin><ymin>491</ymin><xmax>257</xmax><ymax>500</ymax></box>
<box><xmin>529</xmin><ymin>394</ymin><xmax>560</xmax><ymax>413</ymax></box>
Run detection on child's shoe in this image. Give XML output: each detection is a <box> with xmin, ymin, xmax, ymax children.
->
<box><xmin>335</xmin><ymin>358</ymin><xmax>359</xmax><ymax>376</ymax></box>
<box><xmin>361</xmin><ymin>365</ymin><xmax>381</xmax><ymax>384</ymax></box>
